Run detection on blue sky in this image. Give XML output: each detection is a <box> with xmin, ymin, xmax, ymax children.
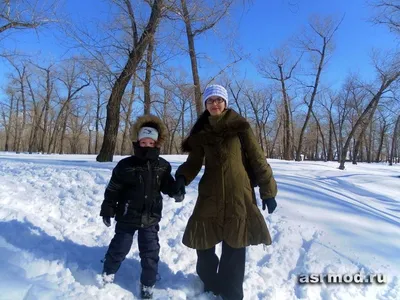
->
<box><xmin>193</xmin><ymin>0</ymin><xmax>398</xmax><ymax>86</ymax></box>
<box><xmin>0</xmin><ymin>0</ymin><xmax>398</xmax><ymax>97</ymax></box>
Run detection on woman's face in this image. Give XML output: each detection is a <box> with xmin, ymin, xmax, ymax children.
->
<box><xmin>205</xmin><ymin>97</ymin><xmax>226</xmax><ymax>116</ymax></box>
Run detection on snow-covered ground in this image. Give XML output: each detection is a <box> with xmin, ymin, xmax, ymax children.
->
<box><xmin>0</xmin><ymin>152</ymin><xmax>399</xmax><ymax>300</ymax></box>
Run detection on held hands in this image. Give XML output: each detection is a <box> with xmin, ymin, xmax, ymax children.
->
<box><xmin>103</xmin><ymin>216</ymin><xmax>111</xmax><ymax>227</ymax></box>
<box><xmin>173</xmin><ymin>194</ymin><xmax>185</xmax><ymax>203</ymax></box>
<box><xmin>173</xmin><ymin>176</ymin><xmax>186</xmax><ymax>203</ymax></box>
<box><xmin>262</xmin><ymin>198</ymin><xmax>277</xmax><ymax>214</ymax></box>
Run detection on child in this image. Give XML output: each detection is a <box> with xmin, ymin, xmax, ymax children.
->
<box><xmin>100</xmin><ymin>114</ymin><xmax>181</xmax><ymax>299</ymax></box>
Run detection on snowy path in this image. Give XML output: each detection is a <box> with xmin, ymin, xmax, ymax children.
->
<box><xmin>0</xmin><ymin>153</ymin><xmax>399</xmax><ymax>299</ymax></box>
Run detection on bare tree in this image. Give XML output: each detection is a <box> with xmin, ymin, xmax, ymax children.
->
<box><xmin>68</xmin><ymin>101</ymin><xmax>89</xmax><ymax>154</ymax></box>
<box><xmin>1</xmin><ymin>88</ymin><xmax>16</xmax><ymax>151</ymax></box>
<box><xmin>47</xmin><ymin>58</ymin><xmax>90</xmax><ymax>154</ymax></box>
<box><xmin>295</xmin><ymin>15</ymin><xmax>342</xmax><ymax>161</ymax></box>
<box><xmin>6</xmin><ymin>58</ymin><xmax>30</xmax><ymax>153</ymax></box>
<box><xmin>97</xmin><ymin>0</ymin><xmax>164</xmax><ymax>162</ymax></box>
<box><xmin>154</xmin><ymin>68</ymin><xmax>194</xmax><ymax>153</ymax></box>
<box><xmin>243</xmin><ymin>87</ymin><xmax>274</xmax><ymax>153</ymax></box>
<box><xmin>143</xmin><ymin>34</ymin><xmax>155</xmax><ymax>114</ymax></box>
<box><xmin>371</xmin><ymin>0</ymin><xmax>400</xmax><ymax>35</ymax></box>
<box><xmin>171</xmin><ymin>0</ymin><xmax>234</xmax><ymax>117</ymax></box>
<box><xmin>26</xmin><ymin>62</ymin><xmax>56</xmax><ymax>153</ymax></box>
<box><xmin>389</xmin><ymin>114</ymin><xmax>400</xmax><ymax>165</ymax></box>
<box><xmin>86</xmin><ymin>64</ymin><xmax>109</xmax><ymax>154</ymax></box>
<box><xmin>26</xmin><ymin>71</ymin><xmax>40</xmax><ymax>153</ymax></box>
<box><xmin>375</xmin><ymin>110</ymin><xmax>390</xmax><ymax>162</ymax></box>
<box><xmin>335</xmin><ymin>75</ymin><xmax>364</xmax><ymax>162</ymax></box>
<box><xmin>351</xmin><ymin>96</ymin><xmax>379</xmax><ymax>164</ymax></box>
<box><xmin>120</xmin><ymin>78</ymin><xmax>136</xmax><ymax>155</ymax></box>
<box><xmin>319</xmin><ymin>91</ymin><xmax>337</xmax><ymax>161</ymax></box>
<box><xmin>311</xmin><ymin>105</ymin><xmax>327</xmax><ymax>161</ymax></box>
<box><xmin>338</xmin><ymin>55</ymin><xmax>400</xmax><ymax>169</ymax></box>
<box><xmin>258</xmin><ymin>45</ymin><xmax>302</xmax><ymax>160</ymax></box>
<box><xmin>227</xmin><ymin>77</ymin><xmax>246</xmax><ymax>116</ymax></box>
<box><xmin>0</xmin><ymin>0</ymin><xmax>58</xmax><ymax>35</ymax></box>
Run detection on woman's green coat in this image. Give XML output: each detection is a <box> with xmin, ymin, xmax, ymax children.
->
<box><xmin>176</xmin><ymin>109</ymin><xmax>278</xmax><ymax>250</ymax></box>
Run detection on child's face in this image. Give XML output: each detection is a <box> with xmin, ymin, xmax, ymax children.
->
<box><xmin>139</xmin><ymin>138</ymin><xmax>156</xmax><ymax>148</ymax></box>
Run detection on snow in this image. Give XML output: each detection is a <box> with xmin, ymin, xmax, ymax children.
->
<box><xmin>0</xmin><ymin>152</ymin><xmax>399</xmax><ymax>300</ymax></box>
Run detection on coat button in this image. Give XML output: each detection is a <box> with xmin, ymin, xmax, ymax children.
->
<box><xmin>145</xmin><ymin>195</ymin><xmax>148</xmax><ymax>198</ymax></box>
<box><xmin>141</xmin><ymin>224</ymin><xmax>144</xmax><ymax>227</ymax></box>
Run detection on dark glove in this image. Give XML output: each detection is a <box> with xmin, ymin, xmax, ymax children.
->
<box><xmin>173</xmin><ymin>194</ymin><xmax>185</xmax><ymax>203</ymax></box>
<box><xmin>103</xmin><ymin>216</ymin><xmax>111</xmax><ymax>227</ymax></box>
<box><xmin>262</xmin><ymin>198</ymin><xmax>277</xmax><ymax>214</ymax></box>
<box><xmin>175</xmin><ymin>176</ymin><xmax>186</xmax><ymax>196</ymax></box>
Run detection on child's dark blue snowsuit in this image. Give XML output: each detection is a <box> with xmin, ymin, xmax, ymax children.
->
<box><xmin>100</xmin><ymin>116</ymin><xmax>176</xmax><ymax>287</ymax></box>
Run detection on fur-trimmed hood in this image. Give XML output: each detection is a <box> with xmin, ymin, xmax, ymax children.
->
<box><xmin>131</xmin><ymin>114</ymin><xmax>167</xmax><ymax>148</ymax></box>
<box><xmin>181</xmin><ymin>109</ymin><xmax>250</xmax><ymax>152</ymax></box>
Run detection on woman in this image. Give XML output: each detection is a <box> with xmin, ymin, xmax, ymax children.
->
<box><xmin>175</xmin><ymin>84</ymin><xmax>278</xmax><ymax>300</ymax></box>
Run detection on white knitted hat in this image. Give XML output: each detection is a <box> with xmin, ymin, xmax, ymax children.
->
<box><xmin>138</xmin><ymin>127</ymin><xmax>159</xmax><ymax>141</ymax></box>
<box><xmin>203</xmin><ymin>84</ymin><xmax>229</xmax><ymax>106</ymax></box>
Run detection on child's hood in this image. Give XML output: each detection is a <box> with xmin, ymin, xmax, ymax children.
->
<box><xmin>130</xmin><ymin>115</ymin><xmax>167</xmax><ymax>148</ymax></box>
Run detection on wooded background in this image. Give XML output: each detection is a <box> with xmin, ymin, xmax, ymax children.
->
<box><xmin>0</xmin><ymin>0</ymin><xmax>399</xmax><ymax>170</ymax></box>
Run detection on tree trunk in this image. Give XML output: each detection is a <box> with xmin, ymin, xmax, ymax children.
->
<box><xmin>314</xmin><ymin>127</ymin><xmax>318</xmax><ymax>160</ymax></box>
<box><xmin>278</xmin><ymin>65</ymin><xmax>292</xmax><ymax>160</ymax></box>
<box><xmin>352</xmin><ymin>135</ymin><xmax>360</xmax><ymax>165</ymax></box>
<box><xmin>95</xmin><ymin>93</ymin><xmax>101</xmax><ymax>154</ymax></box>
<box><xmin>352</xmin><ymin>99</ymin><xmax>378</xmax><ymax>165</ymax></box>
<box><xmin>290</xmin><ymin>104</ymin><xmax>296</xmax><ymax>159</ymax></box>
<box><xmin>162</xmin><ymin>89</ymin><xmax>169</xmax><ymax>154</ymax></box>
<box><xmin>389</xmin><ymin>115</ymin><xmax>400</xmax><ymax>166</ymax></box>
<box><xmin>39</xmin><ymin>68</ymin><xmax>52</xmax><ymax>153</ymax></box>
<box><xmin>96</xmin><ymin>0</ymin><xmax>164</xmax><ymax>162</ymax></box>
<box><xmin>366</xmin><ymin>121</ymin><xmax>373</xmax><ymax>163</ymax></box>
<box><xmin>2</xmin><ymin>109</ymin><xmax>10</xmax><ymax>151</ymax></box>
<box><xmin>296</xmin><ymin>41</ymin><xmax>326</xmax><ymax>161</ymax></box>
<box><xmin>59</xmin><ymin>102</ymin><xmax>70</xmax><ymax>155</ymax></box>
<box><xmin>17</xmin><ymin>80</ymin><xmax>27</xmax><ymax>153</ymax></box>
<box><xmin>88</xmin><ymin>129</ymin><xmax>92</xmax><ymax>154</ymax></box>
<box><xmin>312</xmin><ymin>110</ymin><xmax>327</xmax><ymax>161</ymax></box>
<box><xmin>97</xmin><ymin>63</ymin><xmax>137</xmax><ymax>160</ymax></box>
<box><xmin>27</xmin><ymin>77</ymin><xmax>40</xmax><ymax>154</ymax></box>
<box><xmin>181</xmin><ymin>101</ymin><xmax>186</xmax><ymax>141</ymax></box>
<box><xmin>5</xmin><ymin>94</ymin><xmax>15</xmax><ymax>152</ymax></box>
<box><xmin>13</xmin><ymin>95</ymin><xmax>20</xmax><ymax>152</ymax></box>
<box><xmin>270</xmin><ymin>120</ymin><xmax>282</xmax><ymax>158</ymax></box>
<box><xmin>11</xmin><ymin>66</ymin><xmax>27</xmax><ymax>153</ymax></box>
<box><xmin>47</xmin><ymin>122</ymin><xmax>57</xmax><ymax>154</ymax></box>
<box><xmin>376</xmin><ymin>121</ymin><xmax>387</xmax><ymax>162</ymax></box>
<box><xmin>327</xmin><ymin>112</ymin><xmax>334</xmax><ymax>161</ymax></box>
<box><xmin>121</xmin><ymin>79</ymin><xmax>136</xmax><ymax>155</ymax></box>
<box><xmin>247</xmin><ymin>95</ymin><xmax>264</xmax><ymax>152</ymax></box>
<box><xmin>338</xmin><ymin>73</ymin><xmax>400</xmax><ymax>169</ymax></box>
<box><xmin>143</xmin><ymin>34</ymin><xmax>155</xmax><ymax>115</ymax></box>
<box><xmin>262</xmin><ymin>123</ymin><xmax>269</xmax><ymax>156</ymax></box>
<box><xmin>181</xmin><ymin>0</ymin><xmax>203</xmax><ymax>117</ymax></box>
<box><xmin>169</xmin><ymin>125</ymin><xmax>178</xmax><ymax>154</ymax></box>
<box><xmin>48</xmin><ymin>100</ymin><xmax>69</xmax><ymax>153</ymax></box>
<box><xmin>338</xmin><ymin>119</ymin><xmax>344</xmax><ymax>162</ymax></box>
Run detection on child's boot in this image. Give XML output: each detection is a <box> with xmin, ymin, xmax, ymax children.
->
<box><xmin>140</xmin><ymin>284</ymin><xmax>154</xmax><ymax>299</ymax></box>
<box><xmin>102</xmin><ymin>273</ymin><xmax>115</xmax><ymax>285</ymax></box>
